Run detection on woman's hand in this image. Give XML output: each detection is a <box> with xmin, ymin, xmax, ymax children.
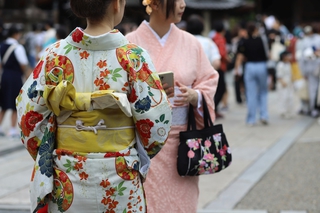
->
<box><xmin>174</xmin><ymin>82</ymin><xmax>198</xmax><ymax>107</ymax></box>
<box><xmin>162</xmin><ymin>82</ymin><xmax>174</xmax><ymax>98</ymax></box>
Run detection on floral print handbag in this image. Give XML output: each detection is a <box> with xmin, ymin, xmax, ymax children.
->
<box><xmin>177</xmin><ymin>95</ymin><xmax>232</xmax><ymax>176</ymax></box>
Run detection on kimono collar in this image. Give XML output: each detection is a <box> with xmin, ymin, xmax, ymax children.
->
<box><xmin>142</xmin><ymin>20</ymin><xmax>173</xmax><ymax>47</ymax></box>
<box><xmin>65</xmin><ymin>27</ymin><xmax>129</xmax><ymax>51</ymax></box>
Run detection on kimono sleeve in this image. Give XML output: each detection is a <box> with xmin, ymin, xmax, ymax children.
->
<box><xmin>16</xmin><ymin>58</ymin><xmax>56</xmax><ymax>161</ymax></box>
<box><xmin>192</xmin><ymin>42</ymin><xmax>219</xmax><ymax>126</ymax></box>
<box><xmin>124</xmin><ymin>45</ymin><xmax>172</xmax><ymax>158</ymax></box>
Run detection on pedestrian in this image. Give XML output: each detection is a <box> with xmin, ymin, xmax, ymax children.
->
<box><xmin>230</xmin><ymin>22</ymin><xmax>247</xmax><ymax>104</ymax></box>
<box><xmin>186</xmin><ymin>14</ymin><xmax>221</xmax><ymax>70</ymax></box>
<box><xmin>212</xmin><ymin>20</ymin><xmax>230</xmax><ymax>118</ymax></box>
<box><xmin>235</xmin><ymin>21</ymin><xmax>269</xmax><ymax>126</ymax></box>
<box><xmin>288</xmin><ymin>30</ymin><xmax>310</xmax><ymax>115</ymax></box>
<box><xmin>0</xmin><ymin>24</ymin><xmax>30</xmax><ymax>137</ymax></box>
<box><xmin>16</xmin><ymin>0</ymin><xmax>172</xmax><ymax>212</ymax></box>
<box><xmin>297</xmin><ymin>25</ymin><xmax>320</xmax><ymax>118</ymax></box>
<box><xmin>276</xmin><ymin>51</ymin><xmax>296</xmax><ymax>118</ymax></box>
<box><xmin>22</xmin><ymin>23</ymin><xmax>42</xmax><ymax>69</ymax></box>
<box><xmin>38</xmin><ymin>25</ymin><xmax>68</xmax><ymax>59</ymax></box>
<box><xmin>126</xmin><ymin>0</ymin><xmax>219</xmax><ymax>212</ymax></box>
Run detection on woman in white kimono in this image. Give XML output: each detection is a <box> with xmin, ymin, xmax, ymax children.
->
<box><xmin>16</xmin><ymin>0</ymin><xmax>172</xmax><ymax>212</ymax></box>
<box><xmin>126</xmin><ymin>0</ymin><xmax>219</xmax><ymax>212</ymax></box>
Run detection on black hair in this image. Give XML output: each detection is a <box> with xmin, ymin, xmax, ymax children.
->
<box><xmin>45</xmin><ymin>20</ymin><xmax>55</xmax><ymax>28</ymax></box>
<box><xmin>70</xmin><ymin>0</ymin><xmax>113</xmax><ymax>23</ymax></box>
<box><xmin>279</xmin><ymin>51</ymin><xmax>290</xmax><ymax>61</ymax></box>
<box><xmin>7</xmin><ymin>25</ymin><xmax>21</xmax><ymax>37</ymax></box>
<box><xmin>186</xmin><ymin>14</ymin><xmax>204</xmax><ymax>35</ymax></box>
<box><xmin>213</xmin><ymin>20</ymin><xmax>224</xmax><ymax>33</ymax></box>
<box><xmin>246</xmin><ymin>21</ymin><xmax>257</xmax><ymax>37</ymax></box>
<box><xmin>157</xmin><ymin>0</ymin><xmax>176</xmax><ymax>19</ymax></box>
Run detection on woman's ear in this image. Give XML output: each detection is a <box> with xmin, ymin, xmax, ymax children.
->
<box><xmin>113</xmin><ymin>0</ymin><xmax>120</xmax><ymax>12</ymax></box>
<box><xmin>150</xmin><ymin>0</ymin><xmax>160</xmax><ymax>11</ymax></box>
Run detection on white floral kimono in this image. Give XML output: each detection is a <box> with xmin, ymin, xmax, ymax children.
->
<box><xmin>16</xmin><ymin>28</ymin><xmax>172</xmax><ymax>213</ymax></box>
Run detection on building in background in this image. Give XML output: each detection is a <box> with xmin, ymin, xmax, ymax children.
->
<box><xmin>0</xmin><ymin>0</ymin><xmax>320</xmax><ymax>35</ymax></box>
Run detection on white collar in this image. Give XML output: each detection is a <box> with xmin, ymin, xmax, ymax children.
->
<box><xmin>5</xmin><ymin>37</ymin><xmax>19</xmax><ymax>45</ymax></box>
<box><xmin>143</xmin><ymin>20</ymin><xmax>172</xmax><ymax>47</ymax></box>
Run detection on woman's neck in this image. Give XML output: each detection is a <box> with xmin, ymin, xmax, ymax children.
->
<box><xmin>84</xmin><ymin>20</ymin><xmax>113</xmax><ymax>36</ymax></box>
<box><xmin>148</xmin><ymin>17</ymin><xmax>171</xmax><ymax>38</ymax></box>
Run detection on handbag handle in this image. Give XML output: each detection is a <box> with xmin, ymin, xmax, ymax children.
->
<box><xmin>187</xmin><ymin>95</ymin><xmax>213</xmax><ymax>131</ymax></box>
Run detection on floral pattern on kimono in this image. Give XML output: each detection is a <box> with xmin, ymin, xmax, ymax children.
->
<box><xmin>16</xmin><ymin>28</ymin><xmax>172</xmax><ymax>213</ymax></box>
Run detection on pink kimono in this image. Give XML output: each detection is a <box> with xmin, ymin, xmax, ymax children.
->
<box><xmin>126</xmin><ymin>21</ymin><xmax>219</xmax><ymax>213</ymax></box>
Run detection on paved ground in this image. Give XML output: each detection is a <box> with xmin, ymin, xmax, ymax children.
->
<box><xmin>235</xmin><ymin>122</ymin><xmax>320</xmax><ymax>213</ymax></box>
<box><xmin>0</xmin><ymin>72</ymin><xmax>319</xmax><ymax>213</ymax></box>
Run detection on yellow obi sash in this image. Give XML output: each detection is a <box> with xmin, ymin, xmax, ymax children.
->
<box><xmin>43</xmin><ymin>80</ymin><xmax>135</xmax><ymax>153</ymax></box>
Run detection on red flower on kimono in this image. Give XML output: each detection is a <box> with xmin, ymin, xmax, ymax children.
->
<box><xmin>80</xmin><ymin>51</ymin><xmax>89</xmax><ymax>59</ymax></box>
<box><xmin>136</xmin><ymin>119</ymin><xmax>154</xmax><ymax>146</ymax></box>
<box><xmin>99</xmin><ymin>83</ymin><xmax>110</xmax><ymax>90</ymax></box>
<box><xmin>76</xmin><ymin>155</ymin><xmax>87</xmax><ymax>162</ymax></box>
<box><xmin>79</xmin><ymin>171</ymin><xmax>88</xmax><ymax>180</ymax></box>
<box><xmin>97</xmin><ymin>60</ymin><xmax>107</xmax><ymax>68</ymax></box>
<box><xmin>64</xmin><ymin>182</ymin><xmax>73</xmax><ymax>194</ymax></box>
<box><xmin>59</xmin><ymin>172</ymin><xmax>68</xmax><ymax>183</ymax></box>
<box><xmin>100</xmin><ymin>179</ymin><xmax>111</xmax><ymax>188</ymax></box>
<box><xmin>58</xmin><ymin>55</ymin><xmax>68</xmax><ymax>66</ymax></box>
<box><xmin>119</xmin><ymin>58</ymin><xmax>129</xmax><ymax>70</ymax></box>
<box><xmin>21</xmin><ymin>111</ymin><xmax>43</xmax><ymax>137</ymax></box>
<box><xmin>108</xmin><ymin>200</ymin><xmax>119</xmax><ymax>209</ymax></box>
<box><xmin>106</xmin><ymin>188</ymin><xmax>116</xmax><ymax>196</ymax></box>
<box><xmin>33</xmin><ymin>60</ymin><xmax>44</xmax><ymax>79</ymax></box>
<box><xmin>26</xmin><ymin>137</ymin><xmax>39</xmax><ymax>158</ymax></box>
<box><xmin>64</xmin><ymin>63</ymin><xmax>73</xmax><ymax>76</ymax></box>
<box><xmin>94</xmin><ymin>77</ymin><xmax>104</xmax><ymax>86</ymax></box>
<box><xmin>61</xmin><ymin>199</ymin><xmax>70</xmax><ymax>211</ymax></box>
<box><xmin>27</xmin><ymin>137</ymin><xmax>38</xmax><ymax>151</ymax></box>
<box><xmin>128</xmin><ymin>87</ymin><xmax>138</xmax><ymax>103</ymax></box>
<box><xmin>45</xmin><ymin>60</ymin><xmax>55</xmax><ymax>73</ymax></box>
<box><xmin>72</xmin><ymin>29</ymin><xmax>84</xmax><ymax>43</ymax></box>
<box><xmin>100</xmin><ymin>69</ymin><xmax>111</xmax><ymax>78</ymax></box>
<box><xmin>137</xmin><ymin>63</ymin><xmax>152</xmax><ymax>82</ymax></box>
<box><xmin>73</xmin><ymin>162</ymin><xmax>83</xmax><ymax>171</ymax></box>
<box><xmin>101</xmin><ymin>196</ymin><xmax>112</xmax><ymax>205</ymax></box>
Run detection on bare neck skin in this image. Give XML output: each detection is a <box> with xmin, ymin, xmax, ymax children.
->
<box><xmin>149</xmin><ymin>15</ymin><xmax>172</xmax><ymax>38</ymax></box>
<box><xmin>84</xmin><ymin>17</ymin><xmax>114</xmax><ymax>36</ymax></box>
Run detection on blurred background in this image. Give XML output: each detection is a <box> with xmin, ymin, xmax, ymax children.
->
<box><xmin>1</xmin><ymin>0</ymin><xmax>320</xmax><ymax>36</ymax></box>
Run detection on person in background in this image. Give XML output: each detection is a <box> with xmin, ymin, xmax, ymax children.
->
<box><xmin>186</xmin><ymin>14</ymin><xmax>221</xmax><ymax>70</ymax></box>
<box><xmin>212</xmin><ymin>20</ymin><xmax>230</xmax><ymax>118</ymax></box>
<box><xmin>235</xmin><ymin>21</ymin><xmax>269</xmax><ymax>126</ymax></box>
<box><xmin>126</xmin><ymin>0</ymin><xmax>219</xmax><ymax>212</ymax></box>
<box><xmin>231</xmin><ymin>21</ymin><xmax>248</xmax><ymax>104</ymax></box>
<box><xmin>37</xmin><ymin>25</ymin><xmax>68</xmax><ymax>59</ymax></box>
<box><xmin>276</xmin><ymin>51</ymin><xmax>296</xmax><ymax>118</ymax></box>
<box><xmin>15</xmin><ymin>0</ymin><xmax>172</xmax><ymax>212</ymax></box>
<box><xmin>297</xmin><ymin>25</ymin><xmax>320</xmax><ymax>118</ymax></box>
<box><xmin>0</xmin><ymin>25</ymin><xmax>30</xmax><ymax>137</ymax></box>
<box><xmin>22</xmin><ymin>23</ymin><xmax>43</xmax><ymax>69</ymax></box>
<box><xmin>288</xmin><ymin>29</ymin><xmax>310</xmax><ymax>115</ymax></box>
<box><xmin>41</xmin><ymin>20</ymin><xmax>56</xmax><ymax>49</ymax></box>
<box><xmin>36</xmin><ymin>20</ymin><xmax>56</xmax><ymax>61</ymax></box>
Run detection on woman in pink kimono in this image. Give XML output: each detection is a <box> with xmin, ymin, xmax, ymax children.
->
<box><xmin>126</xmin><ymin>0</ymin><xmax>219</xmax><ymax>212</ymax></box>
<box><xmin>16</xmin><ymin>0</ymin><xmax>172</xmax><ymax>212</ymax></box>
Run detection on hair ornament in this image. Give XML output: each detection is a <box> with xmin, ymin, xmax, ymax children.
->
<box><xmin>142</xmin><ymin>0</ymin><xmax>152</xmax><ymax>15</ymax></box>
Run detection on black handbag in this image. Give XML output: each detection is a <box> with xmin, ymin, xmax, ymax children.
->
<box><xmin>177</xmin><ymin>96</ymin><xmax>232</xmax><ymax>176</ymax></box>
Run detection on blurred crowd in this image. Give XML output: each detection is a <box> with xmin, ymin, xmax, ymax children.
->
<box><xmin>174</xmin><ymin>13</ymin><xmax>320</xmax><ymax>125</ymax></box>
<box><xmin>1</xmin><ymin>12</ymin><xmax>320</xmax><ymax>137</ymax></box>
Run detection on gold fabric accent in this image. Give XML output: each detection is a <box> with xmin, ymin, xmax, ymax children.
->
<box><xmin>43</xmin><ymin>80</ymin><xmax>135</xmax><ymax>153</ymax></box>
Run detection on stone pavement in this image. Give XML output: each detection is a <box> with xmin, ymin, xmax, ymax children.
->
<box><xmin>0</xmin><ymin>72</ymin><xmax>319</xmax><ymax>213</ymax></box>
